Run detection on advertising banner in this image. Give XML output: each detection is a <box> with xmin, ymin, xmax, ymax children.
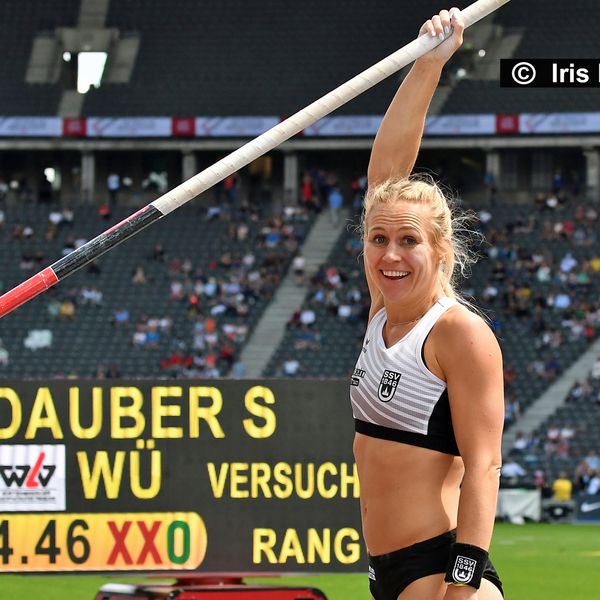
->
<box><xmin>576</xmin><ymin>496</ymin><xmax>600</xmax><ymax>522</ymax></box>
<box><xmin>0</xmin><ymin>117</ymin><xmax>62</xmax><ymax>137</ymax></box>
<box><xmin>0</xmin><ymin>380</ymin><xmax>361</xmax><ymax>573</ymax></box>
<box><xmin>195</xmin><ymin>117</ymin><xmax>280</xmax><ymax>137</ymax></box>
<box><xmin>519</xmin><ymin>112</ymin><xmax>600</xmax><ymax>134</ymax></box>
<box><xmin>87</xmin><ymin>118</ymin><xmax>173</xmax><ymax>137</ymax></box>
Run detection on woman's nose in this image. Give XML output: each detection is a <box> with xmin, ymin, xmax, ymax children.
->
<box><xmin>383</xmin><ymin>243</ymin><xmax>403</xmax><ymax>261</ymax></box>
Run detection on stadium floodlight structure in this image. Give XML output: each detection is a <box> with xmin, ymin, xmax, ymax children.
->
<box><xmin>0</xmin><ymin>0</ymin><xmax>511</xmax><ymax>319</ymax></box>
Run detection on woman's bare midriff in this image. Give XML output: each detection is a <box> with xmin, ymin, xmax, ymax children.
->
<box><xmin>354</xmin><ymin>432</ymin><xmax>465</xmax><ymax>556</ymax></box>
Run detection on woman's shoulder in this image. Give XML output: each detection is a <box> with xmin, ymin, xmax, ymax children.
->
<box><xmin>433</xmin><ymin>301</ymin><xmax>498</xmax><ymax>348</ymax></box>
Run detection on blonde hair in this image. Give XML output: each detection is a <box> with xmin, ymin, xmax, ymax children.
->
<box><xmin>360</xmin><ymin>174</ymin><xmax>480</xmax><ymax>302</ymax></box>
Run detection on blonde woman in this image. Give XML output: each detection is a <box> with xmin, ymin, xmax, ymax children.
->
<box><xmin>351</xmin><ymin>8</ymin><xmax>504</xmax><ymax>600</ymax></box>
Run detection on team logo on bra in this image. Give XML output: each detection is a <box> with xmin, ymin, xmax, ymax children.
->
<box><xmin>377</xmin><ymin>369</ymin><xmax>402</xmax><ymax>402</ymax></box>
<box><xmin>451</xmin><ymin>555</ymin><xmax>477</xmax><ymax>584</ymax></box>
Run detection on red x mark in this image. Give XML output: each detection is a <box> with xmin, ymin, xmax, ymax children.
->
<box><xmin>136</xmin><ymin>520</ymin><xmax>162</xmax><ymax>564</ymax></box>
<box><xmin>107</xmin><ymin>520</ymin><xmax>133</xmax><ymax>564</ymax></box>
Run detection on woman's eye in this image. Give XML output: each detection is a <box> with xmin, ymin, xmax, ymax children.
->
<box><xmin>373</xmin><ymin>235</ymin><xmax>386</xmax><ymax>244</ymax></box>
<box><xmin>403</xmin><ymin>237</ymin><xmax>417</xmax><ymax>246</ymax></box>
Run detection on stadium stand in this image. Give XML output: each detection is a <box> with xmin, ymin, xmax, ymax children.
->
<box><xmin>83</xmin><ymin>0</ymin><xmax>473</xmax><ymax>117</ymax></box>
<box><xmin>0</xmin><ymin>191</ymin><xmax>315</xmax><ymax>378</ymax></box>
<box><xmin>506</xmin><ymin>359</ymin><xmax>600</xmax><ymax>495</ymax></box>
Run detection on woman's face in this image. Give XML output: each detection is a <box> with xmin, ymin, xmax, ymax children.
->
<box><xmin>364</xmin><ymin>200</ymin><xmax>444</xmax><ymax>306</ymax></box>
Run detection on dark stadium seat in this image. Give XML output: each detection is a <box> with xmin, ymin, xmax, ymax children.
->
<box><xmin>0</xmin><ymin>0</ymin><xmax>79</xmax><ymax>115</ymax></box>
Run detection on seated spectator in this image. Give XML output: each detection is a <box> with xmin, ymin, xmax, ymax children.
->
<box><xmin>501</xmin><ymin>456</ymin><xmax>527</xmax><ymax>487</ymax></box>
<box><xmin>131</xmin><ymin>265</ymin><xmax>147</xmax><ymax>285</ymax></box>
<box><xmin>150</xmin><ymin>243</ymin><xmax>166</xmax><ymax>261</ymax></box>
<box><xmin>294</xmin><ymin>327</ymin><xmax>322</xmax><ymax>351</ymax></box>
<box><xmin>300</xmin><ymin>308</ymin><xmax>316</xmax><ymax>327</ymax></box>
<box><xmin>560</xmin><ymin>422</ymin><xmax>576</xmax><ymax>440</ymax></box>
<box><xmin>94</xmin><ymin>364</ymin><xmax>108</xmax><ymax>378</ymax></box>
<box><xmin>0</xmin><ymin>339</ymin><xmax>8</xmax><ymax>366</ymax></box>
<box><xmin>170</xmin><ymin>280</ymin><xmax>184</xmax><ymax>301</ymax></box>
<box><xmin>282</xmin><ymin>357</ymin><xmax>301</xmax><ymax>376</ymax></box>
<box><xmin>591</xmin><ymin>357</ymin><xmax>600</xmax><ymax>379</ymax></box>
<box><xmin>511</xmin><ymin>431</ymin><xmax>530</xmax><ymax>454</ymax></box>
<box><xmin>98</xmin><ymin>203</ymin><xmax>111</xmax><ymax>219</ymax></box>
<box><xmin>584</xmin><ymin>469</ymin><xmax>600</xmax><ymax>495</ymax></box>
<box><xmin>106</xmin><ymin>364</ymin><xmax>122</xmax><ymax>378</ymax></box>
<box><xmin>292</xmin><ymin>252</ymin><xmax>306</xmax><ymax>285</ymax></box>
<box><xmin>583</xmin><ymin>449</ymin><xmax>600</xmax><ymax>471</ymax></box>
<box><xmin>61</xmin><ymin>238</ymin><xmax>75</xmax><ymax>256</ymax></box>
<box><xmin>145</xmin><ymin>325</ymin><xmax>161</xmax><ymax>348</ymax></box>
<box><xmin>567</xmin><ymin>380</ymin><xmax>591</xmax><ymax>402</ymax></box>
<box><xmin>59</xmin><ymin>299</ymin><xmax>76</xmax><ymax>320</ymax></box>
<box><xmin>552</xmin><ymin>472</ymin><xmax>573</xmax><ymax>502</ymax></box>
<box><xmin>504</xmin><ymin>395</ymin><xmax>520</xmax><ymax>426</ymax></box>
<box><xmin>337</xmin><ymin>303</ymin><xmax>352</xmax><ymax>321</ymax></box>
<box><xmin>112</xmin><ymin>307</ymin><xmax>130</xmax><ymax>327</ymax></box>
<box><xmin>47</xmin><ymin>298</ymin><xmax>61</xmax><ymax>319</ymax></box>
<box><xmin>24</xmin><ymin>329</ymin><xmax>53</xmax><ymax>350</ymax></box>
<box><xmin>80</xmin><ymin>286</ymin><xmax>103</xmax><ymax>306</ymax></box>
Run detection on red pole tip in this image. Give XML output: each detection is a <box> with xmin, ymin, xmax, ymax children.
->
<box><xmin>0</xmin><ymin>267</ymin><xmax>59</xmax><ymax>318</ymax></box>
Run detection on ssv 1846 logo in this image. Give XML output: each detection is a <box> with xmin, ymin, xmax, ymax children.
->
<box><xmin>378</xmin><ymin>370</ymin><xmax>401</xmax><ymax>402</ymax></box>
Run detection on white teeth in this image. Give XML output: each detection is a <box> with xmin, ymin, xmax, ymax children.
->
<box><xmin>382</xmin><ymin>271</ymin><xmax>409</xmax><ymax>277</ymax></box>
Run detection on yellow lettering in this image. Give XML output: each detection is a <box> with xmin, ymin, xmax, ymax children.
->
<box><xmin>279</xmin><ymin>529</ymin><xmax>305</xmax><ymax>564</ymax></box>
<box><xmin>189</xmin><ymin>387</ymin><xmax>225</xmax><ymax>438</ymax></box>
<box><xmin>340</xmin><ymin>462</ymin><xmax>360</xmax><ymax>498</ymax></box>
<box><xmin>0</xmin><ymin>388</ymin><xmax>22</xmax><ymax>439</ymax></box>
<box><xmin>307</xmin><ymin>528</ymin><xmax>330</xmax><ymax>564</ymax></box>
<box><xmin>295</xmin><ymin>463</ymin><xmax>314</xmax><ymax>499</ymax></box>
<box><xmin>69</xmin><ymin>387</ymin><xmax>102</xmax><ymax>439</ymax></box>
<box><xmin>152</xmin><ymin>386</ymin><xmax>183</xmax><ymax>438</ymax></box>
<box><xmin>230</xmin><ymin>462</ymin><xmax>249</xmax><ymax>498</ymax></box>
<box><xmin>273</xmin><ymin>462</ymin><xmax>293</xmax><ymax>499</ymax></box>
<box><xmin>317</xmin><ymin>463</ymin><xmax>338</xmax><ymax>499</ymax></box>
<box><xmin>25</xmin><ymin>387</ymin><xmax>63</xmax><ymax>439</ymax></box>
<box><xmin>77</xmin><ymin>450</ymin><xmax>125</xmax><ymax>499</ymax></box>
<box><xmin>243</xmin><ymin>386</ymin><xmax>276</xmax><ymax>439</ymax></box>
<box><xmin>130</xmin><ymin>447</ymin><xmax>161</xmax><ymax>499</ymax></box>
<box><xmin>334</xmin><ymin>528</ymin><xmax>361</xmax><ymax>564</ymax></box>
<box><xmin>206</xmin><ymin>463</ymin><xmax>228</xmax><ymax>498</ymax></box>
<box><xmin>111</xmin><ymin>387</ymin><xmax>145</xmax><ymax>438</ymax></box>
<box><xmin>252</xmin><ymin>528</ymin><xmax>277</xmax><ymax>564</ymax></box>
<box><xmin>250</xmin><ymin>463</ymin><xmax>272</xmax><ymax>498</ymax></box>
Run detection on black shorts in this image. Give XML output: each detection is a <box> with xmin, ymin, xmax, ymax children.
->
<box><xmin>368</xmin><ymin>530</ymin><xmax>504</xmax><ymax>600</ymax></box>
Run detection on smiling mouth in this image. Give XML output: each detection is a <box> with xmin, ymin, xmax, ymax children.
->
<box><xmin>381</xmin><ymin>270</ymin><xmax>409</xmax><ymax>280</ymax></box>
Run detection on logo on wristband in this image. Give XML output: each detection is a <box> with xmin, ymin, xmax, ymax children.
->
<box><xmin>452</xmin><ymin>555</ymin><xmax>477</xmax><ymax>584</ymax></box>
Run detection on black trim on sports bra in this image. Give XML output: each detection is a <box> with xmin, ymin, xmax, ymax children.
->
<box><xmin>355</xmin><ymin>417</ymin><xmax>460</xmax><ymax>456</ymax></box>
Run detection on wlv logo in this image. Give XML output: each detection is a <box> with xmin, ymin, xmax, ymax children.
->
<box><xmin>0</xmin><ymin>452</ymin><xmax>56</xmax><ymax>488</ymax></box>
<box><xmin>378</xmin><ymin>370</ymin><xmax>401</xmax><ymax>402</ymax></box>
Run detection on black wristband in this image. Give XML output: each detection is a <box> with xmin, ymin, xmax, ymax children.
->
<box><xmin>444</xmin><ymin>542</ymin><xmax>489</xmax><ymax>589</ymax></box>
